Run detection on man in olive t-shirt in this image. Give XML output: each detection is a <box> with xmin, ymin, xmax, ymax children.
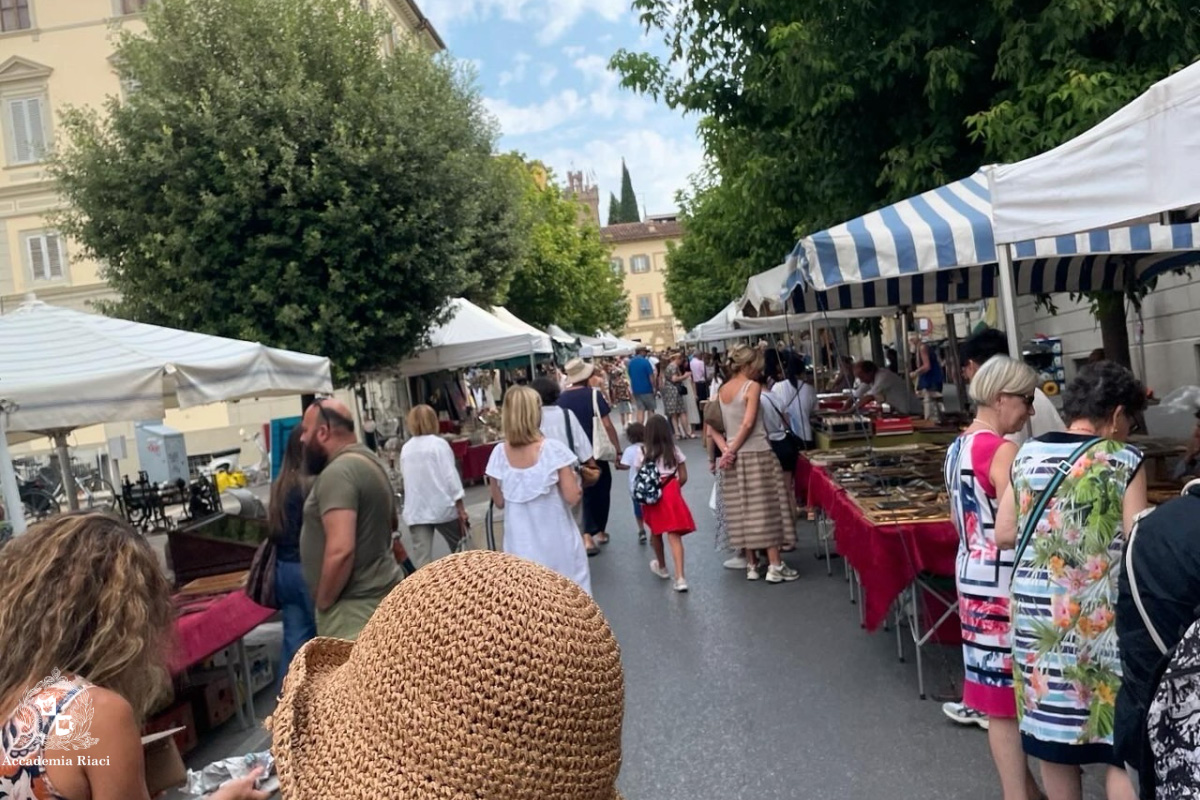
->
<box><xmin>299</xmin><ymin>398</ymin><xmax>402</xmax><ymax>640</ymax></box>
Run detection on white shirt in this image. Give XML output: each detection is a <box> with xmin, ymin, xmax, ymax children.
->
<box><xmin>772</xmin><ymin>380</ymin><xmax>816</xmax><ymax>441</ymax></box>
<box><xmin>690</xmin><ymin>357</ymin><xmax>707</xmax><ymax>384</ymax></box>
<box><xmin>759</xmin><ymin>391</ymin><xmax>789</xmax><ymax>441</ymax></box>
<box><xmin>619</xmin><ymin>444</ymin><xmax>642</xmax><ymax>492</ymax></box>
<box><xmin>854</xmin><ymin>368</ymin><xmax>918</xmax><ymax>415</ymax></box>
<box><xmin>399</xmin><ymin>435</ymin><xmax>464</xmax><ymax>526</ymax></box>
<box><xmin>540</xmin><ymin>407</ymin><xmax>593</xmax><ymax>464</ymax></box>
<box><xmin>1007</xmin><ymin>388</ymin><xmax>1067</xmax><ymax>446</ymax></box>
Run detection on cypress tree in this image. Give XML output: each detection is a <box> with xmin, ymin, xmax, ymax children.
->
<box><xmin>607</xmin><ymin>193</ymin><xmax>620</xmax><ymax>225</ymax></box>
<box><xmin>618</xmin><ymin>159</ymin><xmax>639</xmax><ymax>223</ymax></box>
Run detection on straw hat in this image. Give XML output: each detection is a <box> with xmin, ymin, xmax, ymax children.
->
<box><xmin>564</xmin><ymin>357</ymin><xmax>596</xmax><ymax>385</ymax></box>
<box><xmin>269</xmin><ymin>551</ymin><xmax>624</xmax><ymax>800</ymax></box>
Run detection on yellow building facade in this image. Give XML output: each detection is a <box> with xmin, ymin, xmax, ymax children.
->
<box><xmin>0</xmin><ymin>0</ymin><xmax>441</xmax><ymax>470</ymax></box>
<box><xmin>602</xmin><ymin>217</ymin><xmax>685</xmax><ymax>349</ymax></box>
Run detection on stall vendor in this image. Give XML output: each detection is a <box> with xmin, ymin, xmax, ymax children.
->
<box><xmin>852</xmin><ymin>360</ymin><xmax>918</xmax><ymax>415</ymax></box>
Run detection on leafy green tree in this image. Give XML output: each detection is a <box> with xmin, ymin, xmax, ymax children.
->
<box><xmin>50</xmin><ymin>0</ymin><xmax>522</xmax><ymax>383</ymax></box>
<box><xmin>618</xmin><ymin>159</ymin><xmax>641</xmax><ymax>223</ymax></box>
<box><xmin>504</xmin><ymin>159</ymin><xmax>628</xmax><ymax>334</ymax></box>
<box><xmin>607</xmin><ymin>192</ymin><xmax>621</xmax><ymax>226</ymax></box>
<box><xmin>614</xmin><ymin>0</ymin><xmax>1200</xmax><ymax>364</ymax></box>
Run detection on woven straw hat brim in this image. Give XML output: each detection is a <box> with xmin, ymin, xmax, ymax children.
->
<box><xmin>270</xmin><ymin>551</ymin><xmax>624</xmax><ymax>800</ymax></box>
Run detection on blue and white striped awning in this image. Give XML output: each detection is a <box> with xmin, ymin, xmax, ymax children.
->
<box><xmin>789</xmin><ymin>167</ymin><xmax>1200</xmax><ymax>312</ymax></box>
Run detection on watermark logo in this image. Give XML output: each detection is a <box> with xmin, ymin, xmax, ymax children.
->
<box><xmin>14</xmin><ymin>669</ymin><xmax>99</xmax><ymax>752</ymax></box>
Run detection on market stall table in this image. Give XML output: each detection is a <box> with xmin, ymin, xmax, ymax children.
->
<box><xmin>171</xmin><ymin>589</ymin><xmax>275</xmax><ymax>728</ymax></box>
<box><xmin>461</xmin><ymin>441</ymin><xmax>499</xmax><ymax>485</ymax></box>
<box><xmin>799</xmin><ymin>455</ymin><xmax>961</xmax><ymax>698</ymax></box>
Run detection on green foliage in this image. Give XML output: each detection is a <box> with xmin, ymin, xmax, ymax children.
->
<box><xmin>503</xmin><ymin>158</ymin><xmax>629</xmax><ymax>335</ymax></box>
<box><xmin>613</xmin><ymin>0</ymin><xmax>1200</xmax><ymax>355</ymax></box>
<box><xmin>617</xmin><ymin>160</ymin><xmax>641</xmax><ymax>223</ymax></box>
<box><xmin>607</xmin><ymin>193</ymin><xmax>621</xmax><ymax>226</ymax></box>
<box><xmin>50</xmin><ymin>0</ymin><xmax>522</xmax><ymax>384</ymax></box>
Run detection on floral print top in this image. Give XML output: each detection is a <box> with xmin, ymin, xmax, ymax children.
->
<box><xmin>0</xmin><ymin>671</ymin><xmax>96</xmax><ymax>800</ymax></box>
<box><xmin>1009</xmin><ymin>435</ymin><xmax>1142</xmax><ymax>758</ymax></box>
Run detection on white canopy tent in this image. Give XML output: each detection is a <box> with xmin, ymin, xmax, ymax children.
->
<box><xmin>740</xmin><ymin>263</ymin><xmax>793</xmax><ymax>316</ymax></box>
<box><xmin>397</xmin><ymin>298</ymin><xmax>552</xmax><ymax>377</ymax></box>
<box><xmin>0</xmin><ymin>297</ymin><xmax>333</xmax><ymax>534</ymax></box>
<box><xmin>990</xmin><ymin>62</ymin><xmax>1200</xmax><ymax>243</ymax></box>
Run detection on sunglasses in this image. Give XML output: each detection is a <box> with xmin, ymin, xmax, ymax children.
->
<box><xmin>1003</xmin><ymin>392</ymin><xmax>1036</xmax><ymax>408</ymax></box>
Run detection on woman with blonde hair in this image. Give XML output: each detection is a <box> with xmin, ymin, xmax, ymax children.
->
<box><xmin>399</xmin><ymin>404</ymin><xmax>466</xmax><ymax>568</ymax></box>
<box><xmin>0</xmin><ymin>512</ymin><xmax>267</xmax><ymax>800</ymax></box>
<box><xmin>942</xmin><ymin>357</ymin><xmax>1041</xmax><ymax>799</ymax></box>
<box><xmin>715</xmin><ymin>344</ymin><xmax>799</xmax><ymax>583</ymax></box>
<box><xmin>486</xmin><ymin>386</ymin><xmax>591</xmax><ymax>593</ymax></box>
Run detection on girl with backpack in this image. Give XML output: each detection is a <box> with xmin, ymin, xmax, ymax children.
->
<box><xmin>633</xmin><ymin>415</ymin><xmax>696</xmax><ymax>592</ymax></box>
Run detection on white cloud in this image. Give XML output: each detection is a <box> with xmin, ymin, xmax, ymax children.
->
<box><xmin>539</xmin><ymin>128</ymin><xmax>705</xmax><ymax>217</ymax></box>
<box><xmin>484</xmin><ymin>91</ymin><xmax>586</xmax><ymax>136</ymax></box>
<box><xmin>538</xmin><ymin>63</ymin><xmax>558</xmax><ymax>87</ymax></box>
<box><xmin>429</xmin><ymin>0</ymin><xmax>627</xmax><ymax>44</ymax></box>
<box><xmin>562</xmin><ymin>45</ymin><xmax>586</xmax><ymax>58</ymax></box>
<box><xmin>498</xmin><ymin>51</ymin><xmax>531</xmax><ymax>87</ymax></box>
<box><xmin>572</xmin><ymin>54</ymin><xmax>610</xmax><ymax>84</ymax></box>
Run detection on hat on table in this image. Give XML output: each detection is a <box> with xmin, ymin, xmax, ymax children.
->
<box><xmin>564</xmin><ymin>357</ymin><xmax>596</xmax><ymax>385</ymax></box>
<box><xmin>269</xmin><ymin>551</ymin><xmax>625</xmax><ymax>800</ymax></box>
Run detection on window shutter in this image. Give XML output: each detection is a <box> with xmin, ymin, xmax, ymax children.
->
<box><xmin>9</xmin><ymin>98</ymin><xmax>47</xmax><ymax>164</ymax></box>
<box><xmin>45</xmin><ymin>233</ymin><xmax>64</xmax><ymax>279</ymax></box>
<box><xmin>28</xmin><ymin>236</ymin><xmax>47</xmax><ymax>281</ymax></box>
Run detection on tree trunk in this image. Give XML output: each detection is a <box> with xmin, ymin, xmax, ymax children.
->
<box><xmin>1094</xmin><ymin>292</ymin><xmax>1132</xmax><ymax>369</ymax></box>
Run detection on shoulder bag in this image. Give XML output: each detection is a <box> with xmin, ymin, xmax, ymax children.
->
<box><xmin>1011</xmin><ymin>437</ymin><xmax>1100</xmax><ymax>566</ymax></box>
<box><xmin>245</xmin><ymin>534</ymin><xmax>279</xmax><ymax>608</ymax></box>
<box><xmin>591</xmin><ymin>390</ymin><xmax>617</xmax><ymax>462</ymax></box>
<box><xmin>564</xmin><ymin>407</ymin><xmax>601</xmax><ymax>487</ymax></box>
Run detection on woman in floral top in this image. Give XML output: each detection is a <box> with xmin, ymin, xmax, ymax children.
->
<box><xmin>997</xmin><ymin>362</ymin><xmax>1148</xmax><ymax>800</ymax></box>
<box><xmin>609</xmin><ymin>359</ymin><xmax>634</xmax><ymax>427</ymax></box>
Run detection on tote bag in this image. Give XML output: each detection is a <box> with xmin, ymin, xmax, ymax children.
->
<box><xmin>591</xmin><ymin>390</ymin><xmax>617</xmax><ymax>462</ymax></box>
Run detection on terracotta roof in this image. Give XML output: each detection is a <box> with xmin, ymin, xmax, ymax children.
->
<box><xmin>600</xmin><ymin>220</ymin><xmax>683</xmax><ymax>243</ymax></box>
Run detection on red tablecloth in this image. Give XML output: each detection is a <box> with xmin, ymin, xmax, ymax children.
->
<box><xmin>800</xmin><ymin>456</ymin><xmax>959</xmax><ymax>633</ymax></box>
<box><xmin>170</xmin><ymin>591</ymin><xmax>275</xmax><ymax>675</ymax></box>
<box><xmin>461</xmin><ymin>441</ymin><xmax>498</xmax><ymax>484</ymax></box>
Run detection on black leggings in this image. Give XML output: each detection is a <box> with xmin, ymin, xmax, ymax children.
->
<box><xmin>582</xmin><ymin>461</ymin><xmax>612</xmax><ymax>534</ymax></box>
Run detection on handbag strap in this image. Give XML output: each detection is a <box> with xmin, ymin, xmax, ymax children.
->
<box><xmin>1012</xmin><ymin>437</ymin><xmax>1100</xmax><ymax>566</ymax></box>
<box><xmin>1125</xmin><ymin>507</ymin><xmax>1169</xmax><ymax>655</ymax></box>
<box><xmin>562</xmin><ymin>407</ymin><xmax>576</xmax><ymax>454</ymax></box>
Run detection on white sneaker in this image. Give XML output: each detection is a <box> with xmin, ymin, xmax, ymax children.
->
<box><xmin>649</xmin><ymin>559</ymin><xmax>670</xmax><ymax>579</ymax></box>
<box><xmin>673</xmin><ymin>578</ymin><xmax>689</xmax><ymax>593</ymax></box>
<box><xmin>765</xmin><ymin>563</ymin><xmax>800</xmax><ymax>583</ymax></box>
<box><xmin>941</xmin><ymin>702</ymin><xmax>989</xmax><ymax>730</ymax></box>
<box><xmin>746</xmin><ymin>564</ymin><xmax>761</xmax><ymax>581</ymax></box>
<box><xmin>723</xmin><ymin>555</ymin><xmax>747</xmax><ymax>569</ymax></box>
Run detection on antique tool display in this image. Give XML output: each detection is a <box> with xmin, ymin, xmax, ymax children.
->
<box><xmin>812</xmin><ymin>415</ymin><xmax>872</xmax><ymax>440</ymax></box>
<box><xmin>814</xmin><ymin>442</ymin><xmax>954</xmax><ymax>524</ymax></box>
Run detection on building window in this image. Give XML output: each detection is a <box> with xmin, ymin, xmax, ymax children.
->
<box><xmin>609</xmin><ymin>257</ymin><xmax>623</xmax><ymax>275</ymax></box>
<box><xmin>1</xmin><ymin>0</ymin><xmax>31</xmax><ymax>32</ymax></box>
<box><xmin>118</xmin><ymin>0</ymin><xmax>149</xmax><ymax>14</ymax></box>
<box><xmin>4</xmin><ymin>95</ymin><xmax>48</xmax><ymax>165</ymax></box>
<box><xmin>637</xmin><ymin>295</ymin><xmax>653</xmax><ymax>319</ymax></box>
<box><xmin>25</xmin><ymin>231</ymin><xmax>66</xmax><ymax>282</ymax></box>
<box><xmin>630</xmin><ymin>254</ymin><xmax>651</xmax><ymax>274</ymax></box>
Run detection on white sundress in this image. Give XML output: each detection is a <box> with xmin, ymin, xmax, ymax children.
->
<box><xmin>485</xmin><ymin>438</ymin><xmax>591</xmax><ymax>595</ymax></box>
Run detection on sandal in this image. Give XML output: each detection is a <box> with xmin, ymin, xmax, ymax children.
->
<box><xmin>638</xmin><ymin>532</ymin><xmax>647</xmax><ymax>545</ymax></box>
<box><xmin>586</xmin><ymin>545</ymin><xmax>600</xmax><ymax>557</ymax></box>
<box><xmin>595</xmin><ymin>532</ymin><xmax>611</xmax><ymax>545</ymax></box>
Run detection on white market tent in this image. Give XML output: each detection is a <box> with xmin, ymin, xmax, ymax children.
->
<box><xmin>491</xmin><ymin>306</ymin><xmax>574</xmax><ymax>347</ymax></box>
<box><xmin>397</xmin><ymin>298</ymin><xmax>552</xmax><ymax>377</ymax></box>
<box><xmin>990</xmin><ymin>62</ymin><xmax>1200</xmax><ymax>244</ymax></box>
<box><xmin>0</xmin><ymin>297</ymin><xmax>333</xmax><ymax>533</ymax></box>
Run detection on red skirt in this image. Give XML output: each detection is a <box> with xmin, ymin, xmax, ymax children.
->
<box><xmin>641</xmin><ymin>478</ymin><xmax>696</xmax><ymax>536</ymax></box>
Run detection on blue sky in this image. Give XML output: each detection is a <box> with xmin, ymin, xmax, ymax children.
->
<box><xmin>429</xmin><ymin>0</ymin><xmax>704</xmax><ymax>218</ymax></box>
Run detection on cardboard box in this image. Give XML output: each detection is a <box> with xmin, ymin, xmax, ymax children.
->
<box><xmin>142</xmin><ymin>727</ymin><xmax>187</xmax><ymax>796</ymax></box>
<box><xmin>144</xmin><ymin>702</ymin><xmax>198</xmax><ymax>755</ymax></box>
<box><xmin>194</xmin><ymin>675</ymin><xmax>237</xmax><ymax>732</ymax></box>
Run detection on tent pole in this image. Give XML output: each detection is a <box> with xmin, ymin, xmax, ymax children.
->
<box><xmin>944</xmin><ymin>312</ymin><xmax>967</xmax><ymax>416</ymax></box>
<box><xmin>0</xmin><ymin>403</ymin><xmax>26</xmax><ymax>535</ymax></box>
<box><xmin>996</xmin><ymin>245</ymin><xmax>1022</xmax><ymax>360</ymax></box>
<box><xmin>809</xmin><ymin>321</ymin><xmax>818</xmax><ymax>370</ymax></box>
<box><xmin>53</xmin><ymin>431</ymin><xmax>79</xmax><ymax>511</ymax></box>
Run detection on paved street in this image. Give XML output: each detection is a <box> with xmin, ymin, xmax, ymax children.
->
<box><xmin>176</xmin><ymin>434</ymin><xmax>1112</xmax><ymax>799</ymax></box>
